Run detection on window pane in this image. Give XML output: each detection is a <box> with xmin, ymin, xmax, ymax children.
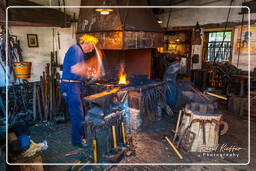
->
<box><xmin>207</xmin><ymin>31</ymin><xmax>232</xmax><ymax>62</ymax></box>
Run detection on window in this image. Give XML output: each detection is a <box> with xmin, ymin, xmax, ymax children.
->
<box><xmin>206</xmin><ymin>31</ymin><xmax>232</xmax><ymax>62</ymax></box>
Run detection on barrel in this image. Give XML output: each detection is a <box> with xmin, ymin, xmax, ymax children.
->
<box><xmin>13</xmin><ymin>62</ymin><xmax>32</xmax><ymax>79</ymax></box>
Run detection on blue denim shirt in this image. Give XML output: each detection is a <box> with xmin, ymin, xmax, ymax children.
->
<box><xmin>62</xmin><ymin>43</ymin><xmax>92</xmax><ymax>82</ymax></box>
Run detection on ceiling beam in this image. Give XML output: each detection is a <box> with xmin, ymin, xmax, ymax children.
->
<box><xmin>0</xmin><ymin>0</ymin><xmax>71</xmax><ymax>27</ymax></box>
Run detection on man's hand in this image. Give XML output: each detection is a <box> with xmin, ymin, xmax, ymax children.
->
<box><xmin>71</xmin><ymin>62</ymin><xmax>87</xmax><ymax>76</ymax></box>
<box><xmin>71</xmin><ymin>59</ymin><xmax>102</xmax><ymax>80</ymax></box>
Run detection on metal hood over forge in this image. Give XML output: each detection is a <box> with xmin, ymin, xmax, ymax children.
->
<box><xmin>77</xmin><ymin>0</ymin><xmax>163</xmax><ymax>49</ymax></box>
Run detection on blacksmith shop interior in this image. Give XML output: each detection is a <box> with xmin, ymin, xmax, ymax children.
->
<box><xmin>0</xmin><ymin>0</ymin><xmax>255</xmax><ymax>171</ymax></box>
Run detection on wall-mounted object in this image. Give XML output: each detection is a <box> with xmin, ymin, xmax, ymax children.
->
<box><xmin>235</xmin><ymin>25</ymin><xmax>256</xmax><ymax>55</ymax></box>
<box><xmin>27</xmin><ymin>34</ymin><xmax>38</xmax><ymax>48</ymax></box>
<box><xmin>192</xmin><ymin>54</ymin><xmax>199</xmax><ymax>63</ymax></box>
<box><xmin>192</xmin><ymin>22</ymin><xmax>202</xmax><ymax>45</ymax></box>
<box><xmin>13</xmin><ymin>62</ymin><xmax>32</xmax><ymax>79</ymax></box>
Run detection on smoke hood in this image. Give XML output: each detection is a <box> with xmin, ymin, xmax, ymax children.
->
<box><xmin>77</xmin><ymin>0</ymin><xmax>164</xmax><ymax>49</ymax></box>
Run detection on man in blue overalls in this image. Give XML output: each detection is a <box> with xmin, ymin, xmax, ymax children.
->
<box><xmin>61</xmin><ymin>34</ymin><xmax>100</xmax><ymax>147</ymax></box>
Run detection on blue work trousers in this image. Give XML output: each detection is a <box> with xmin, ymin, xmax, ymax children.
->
<box><xmin>61</xmin><ymin>82</ymin><xmax>85</xmax><ymax>144</ymax></box>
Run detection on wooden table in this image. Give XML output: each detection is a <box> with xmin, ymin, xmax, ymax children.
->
<box><xmin>231</xmin><ymin>75</ymin><xmax>256</xmax><ymax>97</ymax></box>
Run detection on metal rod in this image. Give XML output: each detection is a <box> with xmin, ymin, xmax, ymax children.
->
<box><xmin>52</xmin><ymin>28</ymin><xmax>55</xmax><ymax>53</ymax></box>
<box><xmin>173</xmin><ymin>110</ymin><xmax>182</xmax><ymax>142</ymax></box>
<box><xmin>165</xmin><ymin>136</ymin><xmax>183</xmax><ymax>159</ymax></box>
<box><xmin>112</xmin><ymin>125</ymin><xmax>117</xmax><ymax>148</ymax></box>
<box><xmin>71</xmin><ymin>160</ymin><xmax>81</xmax><ymax>169</ymax></box>
<box><xmin>237</xmin><ymin>0</ymin><xmax>245</xmax><ymax>67</ymax></box>
<box><xmin>93</xmin><ymin>139</ymin><xmax>97</xmax><ymax>163</ymax></box>
<box><xmin>206</xmin><ymin>92</ymin><xmax>228</xmax><ymax>100</ymax></box>
<box><xmin>121</xmin><ymin>122</ymin><xmax>126</xmax><ymax>144</ymax></box>
<box><xmin>32</xmin><ymin>82</ymin><xmax>37</xmax><ymax>121</ymax></box>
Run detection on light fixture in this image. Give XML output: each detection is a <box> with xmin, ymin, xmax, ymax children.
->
<box><xmin>95</xmin><ymin>8</ymin><xmax>113</xmax><ymax>15</ymax></box>
<box><xmin>157</xmin><ymin>19</ymin><xmax>163</xmax><ymax>24</ymax></box>
<box><xmin>95</xmin><ymin>0</ymin><xmax>113</xmax><ymax>15</ymax></box>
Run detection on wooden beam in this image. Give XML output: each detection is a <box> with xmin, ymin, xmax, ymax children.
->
<box><xmin>165</xmin><ymin>20</ymin><xmax>256</xmax><ymax>32</ymax></box>
<box><xmin>0</xmin><ymin>21</ymin><xmax>62</xmax><ymax>27</ymax></box>
<box><xmin>0</xmin><ymin>0</ymin><xmax>71</xmax><ymax>27</ymax></box>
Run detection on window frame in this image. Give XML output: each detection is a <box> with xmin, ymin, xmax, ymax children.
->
<box><xmin>202</xmin><ymin>28</ymin><xmax>234</xmax><ymax>65</ymax></box>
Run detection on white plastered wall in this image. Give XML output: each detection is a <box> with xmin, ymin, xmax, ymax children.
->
<box><xmin>0</xmin><ymin>26</ymin><xmax>76</xmax><ymax>87</ymax></box>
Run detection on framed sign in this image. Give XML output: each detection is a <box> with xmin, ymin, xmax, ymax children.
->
<box><xmin>27</xmin><ymin>34</ymin><xmax>39</xmax><ymax>48</ymax></box>
<box><xmin>234</xmin><ymin>25</ymin><xmax>256</xmax><ymax>55</ymax></box>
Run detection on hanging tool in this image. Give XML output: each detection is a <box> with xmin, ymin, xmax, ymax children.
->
<box><xmin>71</xmin><ymin>13</ymin><xmax>77</xmax><ymax>38</ymax></box>
<box><xmin>166</xmin><ymin>8</ymin><xmax>172</xmax><ymax>30</ymax></box>
<box><xmin>55</xmin><ymin>50</ymin><xmax>58</xmax><ymax>66</ymax></box>
<box><xmin>49</xmin><ymin>52</ymin><xmax>54</xmax><ymax>120</ymax></box>
<box><xmin>62</xmin><ymin>0</ymin><xmax>66</xmax><ymax>27</ymax></box>
<box><xmin>52</xmin><ymin>28</ymin><xmax>55</xmax><ymax>53</ymax></box>
<box><xmin>237</xmin><ymin>0</ymin><xmax>246</xmax><ymax>67</ymax></box>
<box><xmin>57</xmin><ymin>32</ymin><xmax>61</xmax><ymax>49</ymax></box>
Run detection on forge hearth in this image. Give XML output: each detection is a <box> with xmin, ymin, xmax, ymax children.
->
<box><xmin>77</xmin><ymin>0</ymin><xmax>164</xmax><ymax>81</ymax></box>
<box><xmin>102</xmin><ymin>49</ymin><xmax>153</xmax><ymax>79</ymax></box>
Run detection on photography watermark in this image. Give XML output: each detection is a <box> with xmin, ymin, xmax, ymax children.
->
<box><xmin>199</xmin><ymin>144</ymin><xmax>243</xmax><ymax>159</ymax></box>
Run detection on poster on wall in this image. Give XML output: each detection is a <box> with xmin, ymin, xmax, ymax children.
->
<box><xmin>234</xmin><ymin>25</ymin><xmax>256</xmax><ymax>55</ymax></box>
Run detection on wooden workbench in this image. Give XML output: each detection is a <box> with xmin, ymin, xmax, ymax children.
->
<box><xmin>231</xmin><ymin>74</ymin><xmax>256</xmax><ymax>97</ymax></box>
